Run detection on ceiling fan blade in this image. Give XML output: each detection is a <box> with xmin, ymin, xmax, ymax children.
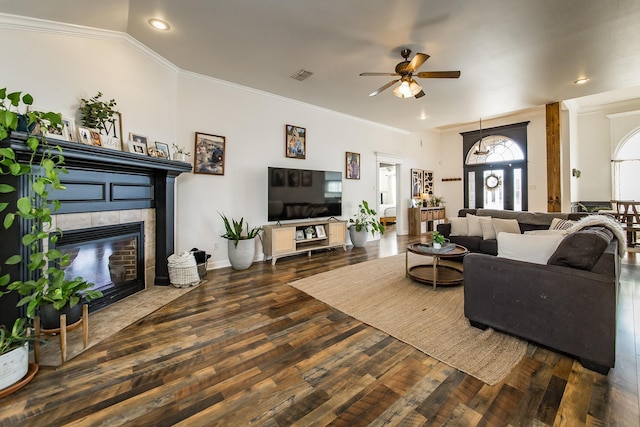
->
<box><xmin>416</xmin><ymin>71</ymin><xmax>461</xmax><ymax>79</ymax></box>
<box><xmin>369</xmin><ymin>79</ymin><xmax>400</xmax><ymax>97</ymax></box>
<box><xmin>414</xmin><ymin>90</ymin><xmax>426</xmax><ymax>99</ymax></box>
<box><xmin>407</xmin><ymin>53</ymin><xmax>430</xmax><ymax>72</ymax></box>
<box><xmin>360</xmin><ymin>72</ymin><xmax>399</xmax><ymax>77</ymax></box>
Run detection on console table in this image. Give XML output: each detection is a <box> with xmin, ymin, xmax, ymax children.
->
<box><xmin>408</xmin><ymin>206</ymin><xmax>446</xmax><ymax>236</ymax></box>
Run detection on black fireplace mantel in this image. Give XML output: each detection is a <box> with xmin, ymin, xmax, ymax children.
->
<box><xmin>1</xmin><ymin>133</ymin><xmax>192</xmax><ymax>308</ymax></box>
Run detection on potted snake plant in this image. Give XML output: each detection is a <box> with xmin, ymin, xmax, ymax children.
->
<box><xmin>219</xmin><ymin>213</ymin><xmax>262</xmax><ymax>270</ymax></box>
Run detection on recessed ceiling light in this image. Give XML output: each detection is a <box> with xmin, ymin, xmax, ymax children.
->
<box><xmin>574</xmin><ymin>77</ymin><xmax>589</xmax><ymax>85</ymax></box>
<box><xmin>419</xmin><ymin>113</ymin><xmax>429</xmax><ymax>120</ymax></box>
<box><xmin>148</xmin><ymin>18</ymin><xmax>170</xmax><ymax>31</ymax></box>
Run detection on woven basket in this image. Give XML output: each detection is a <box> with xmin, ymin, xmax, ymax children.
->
<box><xmin>167</xmin><ymin>253</ymin><xmax>200</xmax><ymax>288</ymax></box>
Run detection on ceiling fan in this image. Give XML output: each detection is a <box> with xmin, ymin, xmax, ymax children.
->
<box><xmin>360</xmin><ymin>48</ymin><xmax>461</xmax><ymax>99</ymax></box>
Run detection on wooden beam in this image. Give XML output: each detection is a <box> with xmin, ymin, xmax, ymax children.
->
<box><xmin>546</xmin><ymin>102</ymin><xmax>561</xmax><ymax>212</ymax></box>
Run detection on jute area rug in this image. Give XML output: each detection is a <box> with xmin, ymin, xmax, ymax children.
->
<box><xmin>289</xmin><ymin>254</ymin><xmax>527</xmax><ymax>385</ymax></box>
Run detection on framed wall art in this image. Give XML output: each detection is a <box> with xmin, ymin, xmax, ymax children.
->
<box><xmin>76</xmin><ymin>126</ymin><xmax>92</xmax><ymax>145</ymax></box>
<box><xmin>194</xmin><ymin>132</ymin><xmax>225</xmax><ymax>175</ymax></box>
<box><xmin>346</xmin><ymin>152</ymin><xmax>360</xmax><ymax>180</ymax></box>
<box><xmin>129</xmin><ymin>132</ymin><xmax>148</xmax><ymax>148</ymax></box>
<box><xmin>285</xmin><ymin>124</ymin><xmax>306</xmax><ymax>159</ymax></box>
<box><xmin>155</xmin><ymin>141</ymin><xmax>170</xmax><ymax>159</ymax></box>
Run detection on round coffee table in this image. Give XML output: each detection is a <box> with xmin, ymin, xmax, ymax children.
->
<box><xmin>406</xmin><ymin>243</ymin><xmax>469</xmax><ymax>289</ymax></box>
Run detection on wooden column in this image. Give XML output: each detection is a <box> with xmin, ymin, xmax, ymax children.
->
<box><xmin>546</xmin><ymin>102</ymin><xmax>561</xmax><ymax>212</ymax></box>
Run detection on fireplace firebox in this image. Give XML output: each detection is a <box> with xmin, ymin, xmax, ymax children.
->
<box><xmin>51</xmin><ymin>222</ymin><xmax>145</xmax><ymax>311</ymax></box>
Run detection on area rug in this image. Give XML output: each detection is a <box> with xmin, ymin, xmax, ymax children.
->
<box><xmin>289</xmin><ymin>254</ymin><xmax>527</xmax><ymax>385</ymax></box>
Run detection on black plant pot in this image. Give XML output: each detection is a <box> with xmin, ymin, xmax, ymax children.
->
<box><xmin>16</xmin><ymin>114</ymin><xmax>37</xmax><ymax>133</ymax></box>
<box><xmin>39</xmin><ymin>302</ymin><xmax>83</xmax><ymax>330</ymax></box>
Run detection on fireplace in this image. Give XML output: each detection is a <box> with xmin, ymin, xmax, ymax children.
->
<box><xmin>51</xmin><ymin>222</ymin><xmax>145</xmax><ymax>311</ymax></box>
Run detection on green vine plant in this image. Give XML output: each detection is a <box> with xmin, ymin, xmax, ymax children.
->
<box><xmin>78</xmin><ymin>92</ymin><xmax>119</xmax><ymax>137</ymax></box>
<box><xmin>0</xmin><ymin>88</ymin><xmax>102</xmax><ymax>319</ymax></box>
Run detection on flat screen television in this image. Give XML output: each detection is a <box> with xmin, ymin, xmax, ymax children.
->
<box><xmin>268</xmin><ymin>167</ymin><xmax>342</xmax><ymax>221</ymax></box>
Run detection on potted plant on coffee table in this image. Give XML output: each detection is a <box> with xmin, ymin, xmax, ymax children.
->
<box><xmin>348</xmin><ymin>200</ymin><xmax>385</xmax><ymax>248</ymax></box>
<box><xmin>219</xmin><ymin>213</ymin><xmax>263</xmax><ymax>270</ymax></box>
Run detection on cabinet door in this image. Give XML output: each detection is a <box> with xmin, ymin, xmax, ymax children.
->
<box><xmin>272</xmin><ymin>227</ymin><xmax>296</xmax><ymax>255</ymax></box>
<box><xmin>328</xmin><ymin>222</ymin><xmax>346</xmax><ymax>245</ymax></box>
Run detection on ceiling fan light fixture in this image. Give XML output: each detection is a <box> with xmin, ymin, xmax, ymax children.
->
<box><xmin>392</xmin><ymin>79</ymin><xmax>422</xmax><ymax>98</ymax></box>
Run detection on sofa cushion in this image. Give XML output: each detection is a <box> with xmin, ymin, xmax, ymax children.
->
<box><xmin>547</xmin><ymin>227</ymin><xmax>613</xmax><ymax>271</ymax></box>
<box><xmin>492</xmin><ymin>218</ymin><xmax>521</xmax><ymax>236</ymax></box>
<box><xmin>449</xmin><ymin>217</ymin><xmax>468</xmax><ymax>236</ymax></box>
<box><xmin>549</xmin><ymin>218</ymin><xmax>575</xmax><ymax>231</ymax></box>
<box><xmin>479</xmin><ymin>217</ymin><xmax>495</xmax><ymax>239</ymax></box>
<box><xmin>497</xmin><ymin>233</ymin><xmax>565</xmax><ymax>264</ymax></box>
<box><xmin>479</xmin><ymin>239</ymin><xmax>498</xmax><ymax>255</ymax></box>
<box><xmin>467</xmin><ymin>214</ymin><xmax>485</xmax><ymax>237</ymax></box>
<box><xmin>448</xmin><ymin>235</ymin><xmax>482</xmax><ymax>252</ymax></box>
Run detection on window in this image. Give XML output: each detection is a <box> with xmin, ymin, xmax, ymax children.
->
<box><xmin>613</xmin><ymin>129</ymin><xmax>640</xmax><ymax>200</ymax></box>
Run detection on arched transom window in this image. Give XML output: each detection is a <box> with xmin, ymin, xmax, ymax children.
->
<box><xmin>466</xmin><ymin>135</ymin><xmax>525</xmax><ymax>165</ymax></box>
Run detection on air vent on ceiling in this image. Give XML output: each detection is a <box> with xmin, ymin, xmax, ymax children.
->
<box><xmin>290</xmin><ymin>69</ymin><xmax>313</xmax><ymax>81</ymax></box>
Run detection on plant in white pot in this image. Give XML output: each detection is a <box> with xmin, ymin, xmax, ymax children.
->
<box><xmin>219</xmin><ymin>213</ymin><xmax>263</xmax><ymax>270</ymax></box>
<box><xmin>0</xmin><ymin>318</ymin><xmax>35</xmax><ymax>392</ymax></box>
<box><xmin>431</xmin><ymin>231</ymin><xmax>446</xmax><ymax>249</ymax></box>
<box><xmin>172</xmin><ymin>143</ymin><xmax>190</xmax><ymax>162</ymax></box>
<box><xmin>348</xmin><ymin>200</ymin><xmax>385</xmax><ymax>248</ymax></box>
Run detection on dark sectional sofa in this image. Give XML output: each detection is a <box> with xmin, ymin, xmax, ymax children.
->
<box><xmin>439</xmin><ymin>208</ymin><xmax>621</xmax><ymax>374</ymax></box>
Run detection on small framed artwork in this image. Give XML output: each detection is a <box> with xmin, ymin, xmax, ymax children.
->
<box><xmin>315</xmin><ymin>225</ymin><xmax>326</xmax><ymax>238</ymax></box>
<box><xmin>89</xmin><ymin>129</ymin><xmax>102</xmax><ymax>147</ymax></box>
<box><xmin>296</xmin><ymin>230</ymin><xmax>305</xmax><ymax>241</ymax></box>
<box><xmin>285</xmin><ymin>124</ymin><xmax>306</xmax><ymax>159</ymax></box>
<box><xmin>194</xmin><ymin>132</ymin><xmax>225</xmax><ymax>175</ymax></box>
<box><xmin>346</xmin><ymin>152</ymin><xmax>360</xmax><ymax>180</ymax></box>
<box><xmin>155</xmin><ymin>141</ymin><xmax>170</xmax><ymax>159</ymax></box>
<box><xmin>411</xmin><ymin>169</ymin><xmax>424</xmax><ymax>197</ymax></box>
<box><xmin>129</xmin><ymin>132</ymin><xmax>148</xmax><ymax>148</ymax></box>
<box><xmin>128</xmin><ymin>139</ymin><xmax>147</xmax><ymax>155</ymax></box>
<box><xmin>62</xmin><ymin>117</ymin><xmax>76</xmax><ymax>142</ymax></box>
<box><xmin>77</xmin><ymin>126</ymin><xmax>92</xmax><ymax>145</ymax></box>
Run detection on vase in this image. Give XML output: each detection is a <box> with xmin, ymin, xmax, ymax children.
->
<box><xmin>172</xmin><ymin>153</ymin><xmax>188</xmax><ymax>162</ymax></box>
<box><xmin>39</xmin><ymin>302</ymin><xmax>83</xmax><ymax>330</ymax></box>
<box><xmin>0</xmin><ymin>343</ymin><xmax>29</xmax><ymax>392</ymax></box>
<box><xmin>227</xmin><ymin>238</ymin><xmax>256</xmax><ymax>270</ymax></box>
<box><xmin>349</xmin><ymin>227</ymin><xmax>368</xmax><ymax>248</ymax></box>
<box><xmin>433</xmin><ymin>242</ymin><xmax>442</xmax><ymax>249</ymax></box>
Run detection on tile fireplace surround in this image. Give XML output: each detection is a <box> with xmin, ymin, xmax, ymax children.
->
<box><xmin>0</xmin><ymin>133</ymin><xmax>192</xmax><ymax>326</ymax></box>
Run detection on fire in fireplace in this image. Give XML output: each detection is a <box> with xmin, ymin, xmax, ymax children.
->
<box><xmin>51</xmin><ymin>222</ymin><xmax>145</xmax><ymax>311</ymax></box>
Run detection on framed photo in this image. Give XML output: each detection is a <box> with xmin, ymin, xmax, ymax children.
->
<box><xmin>194</xmin><ymin>132</ymin><xmax>225</xmax><ymax>175</ymax></box>
<box><xmin>155</xmin><ymin>141</ymin><xmax>170</xmax><ymax>159</ymax></box>
<box><xmin>76</xmin><ymin>126</ymin><xmax>93</xmax><ymax>145</ymax></box>
<box><xmin>285</xmin><ymin>124</ymin><xmax>306</xmax><ymax>159</ymax></box>
<box><xmin>301</xmin><ymin>170</ymin><xmax>312</xmax><ymax>186</ymax></box>
<box><xmin>129</xmin><ymin>132</ymin><xmax>148</xmax><ymax>148</ymax></box>
<box><xmin>62</xmin><ymin>117</ymin><xmax>76</xmax><ymax>142</ymax></box>
<box><xmin>296</xmin><ymin>230</ymin><xmax>305</xmax><ymax>241</ymax></box>
<box><xmin>89</xmin><ymin>129</ymin><xmax>102</xmax><ymax>147</ymax></box>
<box><xmin>128</xmin><ymin>139</ymin><xmax>147</xmax><ymax>155</ymax></box>
<box><xmin>346</xmin><ymin>152</ymin><xmax>360</xmax><ymax>180</ymax></box>
<box><xmin>41</xmin><ymin>118</ymin><xmax>67</xmax><ymax>141</ymax></box>
<box><xmin>315</xmin><ymin>225</ymin><xmax>326</xmax><ymax>238</ymax></box>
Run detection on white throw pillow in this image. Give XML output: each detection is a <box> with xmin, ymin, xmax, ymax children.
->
<box><xmin>466</xmin><ymin>214</ymin><xmax>484</xmax><ymax>237</ymax></box>
<box><xmin>497</xmin><ymin>233</ymin><xmax>565</xmax><ymax>264</ymax></box>
<box><xmin>479</xmin><ymin>216</ymin><xmax>496</xmax><ymax>240</ymax></box>
<box><xmin>449</xmin><ymin>217</ymin><xmax>468</xmax><ymax>236</ymax></box>
<box><xmin>492</xmin><ymin>218</ymin><xmax>521</xmax><ymax>237</ymax></box>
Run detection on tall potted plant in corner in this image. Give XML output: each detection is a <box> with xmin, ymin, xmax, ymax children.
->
<box><xmin>0</xmin><ymin>88</ymin><xmax>102</xmax><ymax>332</ymax></box>
<box><xmin>348</xmin><ymin>200</ymin><xmax>385</xmax><ymax>248</ymax></box>
<box><xmin>219</xmin><ymin>213</ymin><xmax>262</xmax><ymax>270</ymax></box>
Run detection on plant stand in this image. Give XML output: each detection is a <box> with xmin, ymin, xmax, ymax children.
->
<box><xmin>34</xmin><ymin>304</ymin><xmax>89</xmax><ymax>364</ymax></box>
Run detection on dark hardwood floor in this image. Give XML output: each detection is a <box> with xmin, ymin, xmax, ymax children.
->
<box><xmin>1</xmin><ymin>229</ymin><xmax>639</xmax><ymax>426</ymax></box>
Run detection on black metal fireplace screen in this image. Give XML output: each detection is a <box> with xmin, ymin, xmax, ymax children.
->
<box><xmin>50</xmin><ymin>222</ymin><xmax>145</xmax><ymax>311</ymax></box>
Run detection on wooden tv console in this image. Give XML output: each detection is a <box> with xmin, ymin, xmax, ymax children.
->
<box><xmin>263</xmin><ymin>219</ymin><xmax>347</xmax><ymax>265</ymax></box>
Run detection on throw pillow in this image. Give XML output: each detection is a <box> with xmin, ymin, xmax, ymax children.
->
<box><xmin>492</xmin><ymin>218</ymin><xmax>521</xmax><ymax>237</ymax></box>
<box><xmin>466</xmin><ymin>214</ymin><xmax>484</xmax><ymax>237</ymax></box>
<box><xmin>449</xmin><ymin>217</ymin><xmax>468</xmax><ymax>236</ymax></box>
<box><xmin>549</xmin><ymin>218</ymin><xmax>575</xmax><ymax>231</ymax></box>
<box><xmin>497</xmin><ymin>232</ymin><xmax>565</xmax><ymax>265</ymax></box>
<box><xmin>479</xmin><ymin>216</ymin><xmax>496</xmax><ymax>240</ymax></box>
<box><xmin>547</xmin><ymin>228</ymin><xmax>612</xmax><ymax>271</ymax></box>
<box><xmin>524</xmin><ymin>229</ymin><xmax>568</xmax><ymax>236</ymax></box>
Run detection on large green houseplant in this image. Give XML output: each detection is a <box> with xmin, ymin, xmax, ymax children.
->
<box><xmin>0</xmin><ymin>88</ymin><xmax>102</xmax><ymax>325</ymax></box>
<box><xmin>219</xmin><ymin>213</ymin><xmax>262</xmax><ymax>270</ymax></box>
<box><xmin>78</xmin><ymin>91</ymin><xmax>119</xmax><ymax>137</ymax></box>
<box><xmin>348</xmin><ymin>200</ymin><xmax>385</xmax><ymax>247</ymax></box>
